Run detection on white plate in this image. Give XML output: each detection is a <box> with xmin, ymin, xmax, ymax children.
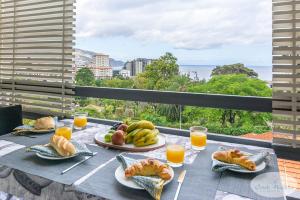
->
<box><xmin>211</xmin><ymin>151</ymin><xmax>266</xmax><ymax>173</ymax></box>
<box><xmin>36</xmin><ymin>153</ymin><xmax>77</xmax><ymax>160</ymax></box>
<box><xmin>95</xmin><ymin>133</ymin><xmax>166</xmax><ymax>152</ymax></box>
<box><xmin>31</xmin><ymin>129</ymin><xmax>54</xmax><ymax>133</ymax></box>
<box><xmin>115</xmin><ymin>165</ymin><xmax>174</xmax><ymax>190</ymax></box>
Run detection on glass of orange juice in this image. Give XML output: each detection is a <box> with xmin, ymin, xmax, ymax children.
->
<box><xmin>55</xmin><ymin>121</ymin><xmax>73</xmax><ymax>140</ymax></box>
<box><xmin>190</xmin><ymin>126</ymin><xmax>207</xmax><ymax>151</ymax></box>
<box><xmin>166</xmin><ymin>136</ymin><xmax>185</xmax><ymax>167</ymax></box>
<box><xmin>73</xmin><ymin>112</ymin><xmax>88</xmax><ymax>130</ymax></box>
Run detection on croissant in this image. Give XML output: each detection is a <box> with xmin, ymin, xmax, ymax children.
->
<box><xmin>213</xmin><ymin>149</ymin><xmax>256</xmax><ymax>171</ymax></box>
<box><xmin>50</xmin><ymin>135</ymin><xmax>76</xmax><ymax>157</ymax></box>
<box><xmin>125</xmin><ymin>158</ymin><xmax>172</xmax><ymax>180</ymax></box>
<box><xmin>34</xmin><ymin>117</ymin><xmax>55</xmax><ymax>130</ymax></box>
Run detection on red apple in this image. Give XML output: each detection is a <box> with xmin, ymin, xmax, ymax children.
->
<box><xmin>112</xmin><ymin>130</ymin><xmax>125</xmax><ymax>145</ymax></box>
<box><xmin>117</xmin><ymin>124</ymin><xmax>128</xmax><ymax>132</ymax></box>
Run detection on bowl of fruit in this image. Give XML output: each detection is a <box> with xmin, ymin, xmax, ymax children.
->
<box><xmin>94</xmin><ymin>120</ymin><xmax>166</xmax><ymax>152</ymax></box>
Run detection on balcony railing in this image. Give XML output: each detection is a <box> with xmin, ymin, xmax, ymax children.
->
<box><xmin>22</xmin><ymin>86</ymin><xmax>300</xmax><ymax>161</ymax></box>
<box><xmin>75</xmin><ymin>86</ymin><xmax>272</xmax><ymax>112</ymax></box>
<box><xmin>75</xmin><ymin>86</ymin><xmax>300</xmax><ymax>162</ymax></box>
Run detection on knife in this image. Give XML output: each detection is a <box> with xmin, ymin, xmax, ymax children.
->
<box><xmin>61</xmin><ymin>152</ymin><xmax>98</xmax><ymax>174</ymax></box>
<box><xmin>174</xmin><ymin>170</ymin><xmax>186</xmax><ymax>200</ymax></box>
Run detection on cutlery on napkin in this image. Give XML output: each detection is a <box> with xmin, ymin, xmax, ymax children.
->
<box><xmin>174</xmin><ymin>170</ymin><xmax>186</xmax><ymax>200</ymax></box>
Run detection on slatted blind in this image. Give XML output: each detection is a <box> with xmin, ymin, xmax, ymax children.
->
<box><xmin>0</xmin><ymin>0</ymin><xmax>75</xmax><ymax>116</ymax></box>
<box><xmin>272</xmin><ymin>0</ymin><xmax>300</xmax><ymax>147</ymax></box>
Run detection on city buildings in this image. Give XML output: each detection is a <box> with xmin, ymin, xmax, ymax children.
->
<box><xmin>91</xmin><ymin>53</ymin><xmax>113</xmax><ymax>79</ymax></box>
<box><xmin>124</xmin><ymin>58</ymin><xmax>153</xmax><ymax>76</ymax></box>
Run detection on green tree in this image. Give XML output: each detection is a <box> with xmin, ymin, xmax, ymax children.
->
<box><xmin>162</xmin><ymin>75</ymin><xmax>191</xmax><ymax>92</ymax></box>
<box><xmin>75</xmin><ymin>68</ymin><xmax>95</xmax><ymax>86</ymax></box>
<box><xmin>211</xmin><ymin>63</ymin><xmax>258</xmax><ymax>78</ymax></box>
<box><xmin>138</xmin><ymin>52</ymin><xmax>179</xmax><ymax>90</ymax></box>
<box><xmin>188</xmin><ymin>74</ymin><xmax>271</xmax><ymax>127</ymax></box>
<box><xmin>98</xmin><ymin>78</ymin><xmax>134</xmax><ymax>88</ymax></box>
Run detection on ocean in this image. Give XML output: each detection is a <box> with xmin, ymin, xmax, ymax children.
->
<box><xmin>179</xmin><ymin>65</ymin><xmax>272</xmax><ymax>81</ymax></box>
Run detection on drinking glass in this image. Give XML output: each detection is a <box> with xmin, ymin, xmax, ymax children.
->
<box><xmin>73</xmin><ymin>112</ymin><xmax>88</xmax><ymax>130</ymax></box>
<box><xmin>55</xmin><ymin>121</ymin><xmax>73</xmax><ymax>140</ymax></box>
<box><xmin>166</xmin><ymin>135</ymin><xmax>185</xmax><ymax>167</ymax></box>
<box><xmin>190</xmin><ymin>126</ymin><xmax>207</xmax><ymax>151</ymax></box>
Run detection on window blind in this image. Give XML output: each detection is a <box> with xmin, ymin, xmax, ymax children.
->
<box><xmin>272</xmin><ymin>0</ymin><xmax>300</xmax><ymax>147</ymax></box>
<box><xmin>0</xmin><ymin>0</ymin><xmax>75</xmax><ymax>116</ymax></box>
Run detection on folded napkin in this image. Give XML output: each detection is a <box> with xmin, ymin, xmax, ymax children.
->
<box><xmin>12</xmin><ymin>125</ymin><xmax>54</xmax><ymax>136</ymax></box>
<box><xmin>116</xmin><ymin>155</ymin><xmax>165</xmax><ymax>200</ymax></box>
<box><xmin>27</xmin><ymin>140</ymin><xmax>93</xmax><ymax>158</ymax></box>
<box><xmin>212</xmin><ymin>147</ymin><xmax>270</xmax><ymax>172</ymax></box>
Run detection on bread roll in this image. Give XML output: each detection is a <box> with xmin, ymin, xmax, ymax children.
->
<box><xmin>50</xmin><ymin>135</ymin><xmax>76</xmax><ymax>157</ymax></box>
<box><xmin>34</xmin><ymin>117</ymin><xmax>55</xmax><ymax>130</ymax></box>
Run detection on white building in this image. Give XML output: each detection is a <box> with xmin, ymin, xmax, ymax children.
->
<box><xmin>95</xmin><ymin>53</ymin><xmax>109</xmax><ymax>67</ymax></box>
<box><xmin>93</xmin><ymin>67</ymin><xmax>113</xmax><ymax>79</ymax></box>
<box><xmin>119</xmin><ymin>69</ymin><xmax>130</xmax><ymax>78</ymax></box>
<box><xmin>91</xmin><ymin>53</ymin><xmax>112</xmax><ymax>79</ymax></box>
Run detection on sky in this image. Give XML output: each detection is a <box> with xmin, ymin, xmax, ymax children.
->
<box><xmin>75</xmin><ymin>0</ymin><xmax>272</xmax><ymax>66</ymax></box>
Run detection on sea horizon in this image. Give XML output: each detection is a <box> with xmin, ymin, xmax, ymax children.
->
<box><xmin>179</xmin><ymin>65</ymin><xmax>272</xmax><ymax>81</ymax></box>
<box><xmin>113</xmin><ymin>64</ymin><xmax>272</xmax><ymax>81</ymax></box>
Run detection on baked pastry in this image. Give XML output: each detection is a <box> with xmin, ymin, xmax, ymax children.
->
<box><xmin>50</xmin><ymin>135</ymin><xmax>76</xmax><ymax>157</ymax></box>
<box><xmin>34</xmin><ymin>117</ymin><xmax>55</xmax><ymax>130</ymax></box>
<box><xmin>125</xmin><ymin>158</ymin><xmax>172</xmax><ymax>180</ymax></box>
<box><xmin>213</xmin><ymin>149</ymin><xmax>256</xmax><ymax>171</ymax></box>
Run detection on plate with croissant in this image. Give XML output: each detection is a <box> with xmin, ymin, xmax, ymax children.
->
<box><xmin>13</xmin><ymin>117</ymin><xmax>55</xmax><ymax>136</ymax></box>
<box><xmin>212</xmin><ymin>149</ymin><xmax>266</xmax><ymax>173</ymax></box>
<box><xmin>27</xmin><ymin>135</ymin><xmax>93</xmax><ymax>160</ymax></box>
<box><xmin>115</xmin><ymin>158</ymin><xmax>174</xmax><ymax>190</ymax></box>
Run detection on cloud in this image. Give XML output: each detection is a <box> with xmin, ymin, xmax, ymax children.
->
<box><xmin>76</xmin><ymin>0</ymin><xmax>271</xmax><ymax>50</ymax></box>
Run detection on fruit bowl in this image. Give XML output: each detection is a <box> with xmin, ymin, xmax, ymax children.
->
<box><xmin>94</xmin><ymin>133</ymin><xmax>166</xmax><ymax>152</ymax></box>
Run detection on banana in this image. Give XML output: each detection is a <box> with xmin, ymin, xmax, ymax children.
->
<box><xmin>134</xmin><ymin>137</ymin><xmax>158</xmax><ymax>147</ymax></box>
<box><xmin>127</xmin><ymin>120</ymin><xmax>155</xmax><ymax>133</ymax></box>
<box><xmin>126</xmin><ymin>122</ymin><xmax>139</xmax><ymax>133</ymax></box>
<box><xmin>137</xmin><ymin>120</ymin><xmax>155</xmax><ymax>130</ymax></box>
<box><xmin>133</xmin><ymin>129</ymin><xmax>159</xmax><ymax>144</ymax></box>
<box><xmin>133</xmin><ymin>129</ymin><xmax>153</xmax><ymax>143</ymax></box>
<box><xmin>144</xmin><ymin>129</ymin><xmax>159</xmax><ymax>140</ymax></box>
<box><xmin>134</xmin><ymin>137</ymin><xmax>147</xmax><ymax>144</ymax></box>
<box><xmin>135</xmin><ymin>130</ymin><xmax>158</xmax><ymax>143</ymax></box>
<box><xmin>125</xmin><ymin>128</ymin><xmax>142</xmax><ymax>144</ymax></box>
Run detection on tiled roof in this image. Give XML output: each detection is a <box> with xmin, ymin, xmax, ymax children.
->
<box><xmin>241</xmin><ymin>132</ymin><xmax>273</xmax><ymax>141</ymax></box>
<box><xmin>241</xmin><ymin>132</ymin><xmax>300</xmax><ymax>191</ymax></box>
<box><xmin>278</xmin><ymin>158</ymin><xmax>300</xmax><ymax>190</ymax></box>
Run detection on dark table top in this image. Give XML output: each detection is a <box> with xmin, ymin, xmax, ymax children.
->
<box><xmin>0</xmin><ymin>121</ymin><xmax>285</xmax><ymax>200</ymax></box>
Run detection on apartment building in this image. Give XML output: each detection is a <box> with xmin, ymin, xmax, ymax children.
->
<box><xmin>92</xmin><ymin>53</ymin><xmax>112</xmax><ymax>79</ymax></box>
<box><xmin>124</xmin><ymin>58</ymin><xmax>153</xmax><ymax>76</ymax></box>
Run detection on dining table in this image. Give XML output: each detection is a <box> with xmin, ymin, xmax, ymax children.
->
<box><xmin>0</xmin><ymin>119</ymin><xmax>285</xmax><ymax>200</ymax></box>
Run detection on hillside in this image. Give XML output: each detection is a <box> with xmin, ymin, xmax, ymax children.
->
<box><xmin>75</xmin><ymin>48</ymin><xmax>125</xmax><ymax>68</ymax></box>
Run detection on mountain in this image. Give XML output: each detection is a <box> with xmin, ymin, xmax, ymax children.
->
<box><xmin>75</xmin><ymin>48</ymin><xmax>125</xmax><ymax>68</ymax></box>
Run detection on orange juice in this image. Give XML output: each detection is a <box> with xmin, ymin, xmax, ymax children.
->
<box><xmin>74</xmin><ymin>117</ymin><xmax>87</xmax><ymax>128</ymax></box>
<box><xmin>166</xmin><ymin>144</ymin><xmax>185</xmax><ymax>165</ymax></box>
<box><xmin>190</xmin><ymin>126</ymin><xmax>207</xmax><ymax>150</ymax></box>
<box><xmin>55</xmin><ymin>127</ymin><xmax>72</xmax><ymax>140</ymax></box>
<box><xmin>191</xmin><ymin>132</ymin><xmax>207</xmax><ymax>147</ymax></box>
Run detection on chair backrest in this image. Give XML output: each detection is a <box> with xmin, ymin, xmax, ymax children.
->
<box><xmin>0</xmin><ymin>105</ymin><xmax>23</xmax><ymax>135</ymax></box>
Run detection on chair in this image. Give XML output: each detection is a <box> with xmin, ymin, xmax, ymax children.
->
<box><xmin>0</xmin><ymin>105</ymin><xmax>23</xmax><ymax>135</ymax></box>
